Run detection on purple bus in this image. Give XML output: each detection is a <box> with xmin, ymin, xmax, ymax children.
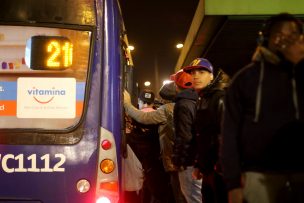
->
<box><xmin>0</xmin><ymin>0</ymin><xmax>133</xmax><ymax>202</ymax></box>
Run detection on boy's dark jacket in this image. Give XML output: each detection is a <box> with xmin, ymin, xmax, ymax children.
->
<box><xmin>194</xmin><ymin>79</ymin><xmax>226</xmax><ymax>174</ymax></box>
<box><xmin>194</xmin><ymin>71</ymin><xmax>229</xmax><ymax>203</ymax></box>
<box><xmin>172</xmin><ymin>88</ymin><xmax>198</xmax><ymax>168</ymax></box>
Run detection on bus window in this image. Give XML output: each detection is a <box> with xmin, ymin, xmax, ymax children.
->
<box><xmin>0</xmin><ymin>25</ymin><xmax>91</xmax><ymax>129</ymax></box>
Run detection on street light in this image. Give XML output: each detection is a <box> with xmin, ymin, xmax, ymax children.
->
<box><xmin>163</xmin><ymin>80</ymin><xmax>171</xmax><ymax>85</ymax></box>
<box><xmin>128</xmin><ymin>45</ymin><xmax>135</xmax><ymax>51</ymax></box>
<box><xmin>144</xmin><ymin>81</ymin><xmax>151</xmax><ymax>87</ymax></box>
<box><xmin>176</xmin><ymin>43</ymin><xmax>183</xmax><ymax>49</ymax></box>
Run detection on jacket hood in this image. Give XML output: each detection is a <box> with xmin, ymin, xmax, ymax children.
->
<box><xmin>251</xmin><ymin>45</ymin><xmax>300</xmax><ymax>122</ymax></box>
<box><xmin>175</xmin><ymin>88</ymin><xmax>198</xmax><ymax>101</ymax></box>
<box><xmin>202</xmin><ymin>69</ymin><xmax>230</xmax><ymax>94</ymax></box>
<box><xmin>252</xmin><ymin>46</ymin><xmax>281</xmax><ymax>65</ymax></box>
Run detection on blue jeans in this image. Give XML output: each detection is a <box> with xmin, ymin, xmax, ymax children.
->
<box><xmin>178</xmin><ymin>166</ymin><xmax>202</xmax><ymax>203</ymax></box>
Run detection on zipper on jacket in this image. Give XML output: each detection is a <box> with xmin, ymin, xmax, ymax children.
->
<box><xmin>254</xmin><ymin>60</ymin><xmax>265</xmax><ymax>122</ymax></box>
<box><xmin>291</xmin><ymin>66</ymin><xmax>300</xmax><ymax>120</ymax></box>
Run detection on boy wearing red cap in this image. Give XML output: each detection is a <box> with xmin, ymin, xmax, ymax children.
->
<box><xmin>171</xmin><ymin>70</ymin><xmax>202</xmax><ymax>203</ymax></box>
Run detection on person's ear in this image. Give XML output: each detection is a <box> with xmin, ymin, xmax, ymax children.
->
<box><xmin>210</xmin><ymin>74</ymin><xmax>214</xmax><ymax>80</ymax></box>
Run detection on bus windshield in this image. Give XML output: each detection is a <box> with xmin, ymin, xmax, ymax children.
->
<box><xmin>0</xmin><ymin>25</ymin><xmax>91</xmax><ymax>130</ymax></box>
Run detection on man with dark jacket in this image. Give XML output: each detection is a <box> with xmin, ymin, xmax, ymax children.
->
<box><xmin>221</xmin><ymin>13</ymin><xmax>304</xmax><ymax>203</ymax></box>
<box><xmin>171</xmin><ymin>70</ymin><xmax>202</xmax><ymax>203</ymax></box>
<box><xmin>183</xmin><ymin>58</ymin><xmax>229</xmax><ymax>203</ymax></box>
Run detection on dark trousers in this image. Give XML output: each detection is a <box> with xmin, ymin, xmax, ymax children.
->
<box><xmin>202</xmin><ymin>171</ymin><xmax>228</xmax><ymax>203</ymax></box>
<box><xmin>170</xmin><ymin>171</ymin><xmax>187</xmax><ymax>203</ymax></box>
<box><xmin>124</xmin><ymin>191</ymin><xmax>142</xmax><ymax>203</ymax></box>
<box><xmin>142</xmin><ymin>158</ymin><xmax>175</xmax><ymax>203</ymax></box>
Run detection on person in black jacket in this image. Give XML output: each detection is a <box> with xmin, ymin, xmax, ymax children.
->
<box><xmin>171</xmin><ymin>69</ymin><xmax>202</xmax><ymax>203</ymax></box>
<box><xmin>127</xmin><ymin>89</ymin><xmax>173</xmax><ymax>203</ymax></box>
<box><xmin>183</xmin><ymin>58</ymin><xmax>229</xmax><ymax>203</ymax></box>
<box><xmin>221</xmin><ymin>13</ymin><xmax>304</xmax><ymax>203</ymax></box>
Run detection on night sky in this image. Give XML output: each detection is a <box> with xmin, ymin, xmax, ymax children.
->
<box><xmin>119</xmin><ymin>0</ymin><xmax>199</xmax><ymax>96</ymax></box>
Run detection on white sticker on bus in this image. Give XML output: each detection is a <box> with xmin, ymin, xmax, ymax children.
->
<box><xmin>17</xmin><ymin>77</ymin><xmax>76</xmax><ymax>118</ymax></box>
<box><xmin>0</xmin><ymin>153</ymin><xmax>66</xmax><ymax>173</ymax></box>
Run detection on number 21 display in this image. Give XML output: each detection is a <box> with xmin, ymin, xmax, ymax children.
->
<box><xmin>25</xmin><ymin>36</ymin><xmax>73</xmax><ymax>70</ymax></box>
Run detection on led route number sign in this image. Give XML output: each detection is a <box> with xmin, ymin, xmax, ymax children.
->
<box><xmin>26</xmin><ymin>36</ymin><xmax>73</xmax><ymax>70</ymax></box>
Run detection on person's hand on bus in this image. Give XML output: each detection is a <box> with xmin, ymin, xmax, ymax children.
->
<box><xmin>228</xmin><ymin>188</ymin><xmax>243</xmax><ymax>203</ymax></box>
<box><xmin>123</xmin><ymin>89</ymin><xmax>131</xmax><ymax>106</ymax></box>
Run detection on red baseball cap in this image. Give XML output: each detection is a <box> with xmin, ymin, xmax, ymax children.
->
<box><xmin>170</xmin><ymin>70</ymin><xmax>193</xmax><ymax>89</ymax></box>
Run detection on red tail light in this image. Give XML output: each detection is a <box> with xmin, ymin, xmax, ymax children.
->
<box><xmin>100</xmin><ymin>181</ymin><xmax>118</xmax><ymax>192</ymax></box>
<box><xmin>97</xmin><ymin>128</ymin><xmax>119</xmax><ymax>203</ymax></box>
<box><xmin>101</xmin><ymin>139</ymin><xmax>112</xmax><ymax>150</ymax></box>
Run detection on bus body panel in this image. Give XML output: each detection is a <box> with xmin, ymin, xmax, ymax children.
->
<box><xmin>0</xmin><ymin>0</ymin><xmax>126</xmax><ymax>202</ymax></box>
<box><xmin>0</xmin><ymin>0</ymin><xmax>96</xmax><ymax>26</ymax></box>
<box><xmin>102</xmin><ymin>0</ymin><xmax>123</xmax><ymax>175</ymax></box>
<box><xmin>0</xmin><ymin>144</ymin><xmax>98</xmax><ymax>202</ymax></box>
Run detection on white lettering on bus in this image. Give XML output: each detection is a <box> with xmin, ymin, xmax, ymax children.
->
<box><xmin>2</xmin><ymin>154</ymin><xmax>14</xmax><ymax>173</ymax></box>
<box><xmin>41</xmin><ymin>154</ymin><xmax>53</xmax><ymax>172</ymax></box>
<box><xmin>54</xmin><ymin>154</ymin><xmax>66</xmax><ymax>172</ymax></box>
<box><xmin>15</xmin><ymin>154</ymin><xmax>27</xmax><ymax>172</ymax></box>
<box><xmin>0</xmin><ymin>153</ymin><xmax>66</xmax><ymax>173</ymax></box>
<box><xmin>27</xmin><ymin>154</ymin><xmax>40</xmax><ymax>172</ymax></box>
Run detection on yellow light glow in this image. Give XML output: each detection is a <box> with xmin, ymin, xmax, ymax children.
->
<box><xmin>176</xmin><ymin>43</ymin><xmax>183</xmax><ymax>49</ymax></box>
<box><xmin>100</xmin><ymin>159</ymin><xmax>115</xmax><ymax>174</ymax></box>
<box><xmin>69</xmin><ymin>44</ymin><xmax>73</xmax><ymax>67</ymax></box>
<box><xmin>47</xmin><ymin>41</ymin><xmax>60</xmax><ymax>67</ymax></box>
<box><xmin>46</xmin><ymin>40</ymin><xmax>73</xmax><ymax>68</ymax></box>
<box><xmin>128</xmin><ymin>45</ymin><xmax>134</xmax><ymax>51</ymax></box>
<box><xmin>144</xmin><ymin>81</ymin><xmax>151</xmax><ymax>87</ymax></box>
<box><xmin>163</xmin><ymin>80</ymin><xmax>171</xmax><ymax>85</ymax></box>
<box><xmin>62</xmin><ymin>42</ymin><xmax>73</xmax><ymax>67</ymax></box>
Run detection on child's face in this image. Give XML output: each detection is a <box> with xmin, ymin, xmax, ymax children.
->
<box><xmin>189</xmin><ymin>69</ymin><xmax>214</xmax><ymax>91</ymax></box>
